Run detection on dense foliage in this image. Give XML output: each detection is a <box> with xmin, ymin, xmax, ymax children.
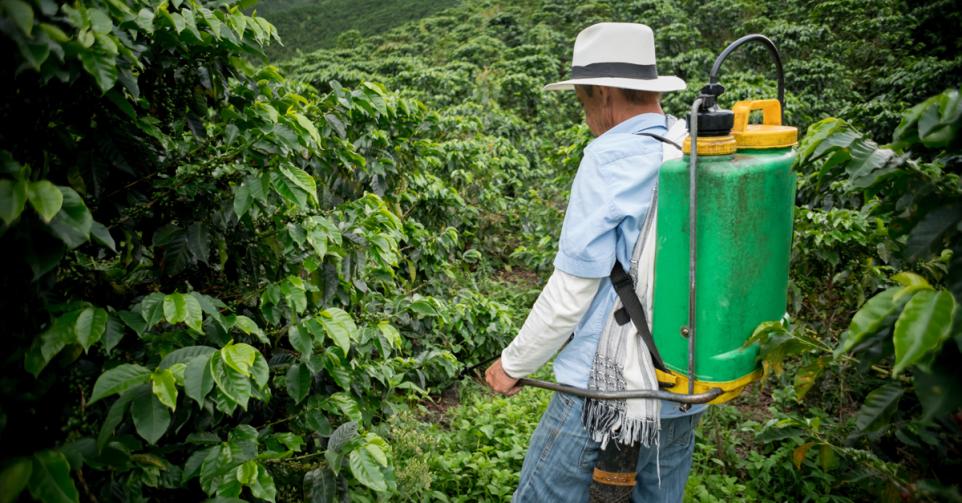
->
<box><xmin>252</xmin><ymin>0</ymin><xmax>461</xmax><ymax>61</ymax></box>
<box><xmin>0</xmin><ymin>0</ymin><xmax>958</xmax><ymax>501</ymax></box>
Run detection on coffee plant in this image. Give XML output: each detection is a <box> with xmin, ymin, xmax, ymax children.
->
<box><xmin>1</xmin><ymin>0</ymin><xmax>958</xmax><ymax>501</ymax></box>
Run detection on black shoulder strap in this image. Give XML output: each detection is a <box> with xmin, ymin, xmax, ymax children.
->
<box><xmin>610</xmin><ymin>261</ymin><xmax>668</xmax><ymax>372</ymax></box>
<box><xmin>633</xmin><ymin>131</ymin><xmax>682</xmax><ymax>151</ymax></box>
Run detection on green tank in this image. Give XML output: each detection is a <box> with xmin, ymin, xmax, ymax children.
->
<box><xmin>652</xmin><ymin>99</ymin><xmax>797</xmax><ymax>403</ymax></box>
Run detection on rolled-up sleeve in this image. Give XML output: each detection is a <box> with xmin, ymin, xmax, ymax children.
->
<box><xmin>553</xmin><ymin>143</ymin><xmax>660</xmax><ymax>278</ymax></box>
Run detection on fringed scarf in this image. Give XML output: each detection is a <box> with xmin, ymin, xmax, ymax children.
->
<box><xmin>582</xmin><ymin>117</ymin><xmax>686</xmax><ymax>449</ymax></box>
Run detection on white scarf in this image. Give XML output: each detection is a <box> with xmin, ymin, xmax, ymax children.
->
<box><xmin>582</xmin><ymin>118</ymin><xmax>686</xmax><ymax>448</ymax></box>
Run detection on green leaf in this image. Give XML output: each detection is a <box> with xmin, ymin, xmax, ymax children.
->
<box><xmin>251</xmin><ymin>352</ymin><xmax>269</xmax><ymax>389</ymax></box>
<box><xmin>327</xmin><ymin>393</ymin><xmax>361</xmax><ymax>422</ymax></box>
<box><xmin>236</xmin><ymin>460</ymin><xmax>257</xmax><ymax>485</ymax></box>
<box><xmin>27</xmin><ymin>180</ymin><xmax>63</xmax><ymax>223</ymax></box>
<box><xmin>222</xmin><ymin>342</ymin><xmax>257</xmax><ymax>376</ymax></box>
<box><xmin>151</xmin><ymin>368</ymin><xmax>179</xmax><ymax>411</ymax></box>
<box><xmin>914</xmin><ymin>357</ymin><xmax>962</xmax><ymax>421</ymax></box>
<box><xmin>289</xmin><ymin>325</ymin><xmax>313</xmax><ymax>359</ymax></box>
<box><xmin>893</xmin><ymin>290</ymin><xmax>957</xmax><ymax>376</ymax></box>
<box><xmin>152</xmin><ymin>224</ymin><xmax>191</xmax><ymax>275</ymax></box>
<box><xmin>905</xmin><ymin>204</ymin><xmax>962</xmax><ymax>260</ymax></box>
<box><xmin>28</xmin><ymin>450</ymin><xmax>78</xmax><ymax>503</ymax></box>
<box><xmin>855</xmin><ymin>382</ymin><xmax>904</xmax><ymax>434</ymax></box>
<box><xmin>102</xmin><ymin>314</ymin><xmax>124</xmax><ymax>354</ymax></box>
<box><xmin>210</xmin><ymin>355</ymin><xmax>252</xmax><ymax>410</ymax></box>
<box><xmin>131</xmin><ymin>392</ymin><xmax>171</xmax><ymax>445</ymax></box>
<box><xmin>97</xmin><ymin>386</ymin><xmax>141</xmax><ymax>450</ymax></box>
<box><xmin>89</xmin><ymin>363</ymin><xmax>151</xmax><ymax>404</ymax></box>
<box><xmin>78</xmin><ymin>48</ymin><xmax>118</xmax><ymax>93</ymax></box>
<box><xmin>818</xmin><ymin>444</ymin><xmax>838</xmax><ymax>471</ymax></box>
<box><xmin>48</xmin><ymin>187</ymin><xmax>92</xmax><ymax>248</ymax></box>
<box><xmin>87</xmin><ymin>7</ymin><xmax>112</xmax><ymax>34</ymax></box>
<box><xmin>250</xmin><ymin>465</ymin><xmax>277</xmax><ymax>502</ymax></box>
<box><xmin>233</xmin><ymin>315</ymin><xmax>268</xmax><ymax>344</ymax></box>
<box><xmin>408</xmin><ymin>298</ymin><xmax>437</xmax><ymax>317</ymax></box>
<box><xmin>162</xmin><ymin>292</ymin><xmax>203</xmax><ymax>332</ymax></box>
<box><xmin>303</xmin><ymin>467</ymin><xmax>336</xmax><ymax>503</ymax></box>
<box><xmin>74</xmin><ymin>307</ymin><xmax>107</xmax><ymax>353</ymax></box>
<box><xmin>28</xmin><ymin>311</ymin><xmax>79</xmax><ymax>376</ymax></box>
<box><xmin>377</xmin><ymin>321</ymin><xmax>401</xmax><ymax>351</ymax></box>
<box><xmin>349</xmin><ymin>444</ymin><xmax>387</xmax><ymax>492</ymax></box>
<box><xmin>839</xmin><ymin>287</ymin><xmax>903</xmax><ymax>354</ymax></box>
<box><xmin>163</xmin><ymin>293</ymin><xmax>187</xmax><ymax>324</ymax></box>
<box><xmin>0</xmin><ymin>457</ymin><xmax>32</xmax><ymax>503</ymax></box>
<box><xmin>272</xmin><ymin>173</ymin><xmax>307</xmax><ymax>208</ymax></box>
<box><xmin>286</xmin><ymin>363</ymin><xmax>311</xmax><ymax>404</ymax></box>
<box><xmin>280</xmin><ymin>165</ymin><xmax>318</xmax><ymax>206</ymax></box>
<box><xmin>159</xmin><ymin>345</ymin><xmax>217</xmax><ymax>369</ymax></box>
<box><xmin>3</xmin><ymin>0</ymin><xmax>33</xmax><ymax>36</ymax></box>
<box><xmin>90</xmin><ymin>221</ymin><xmax>116</xmax><ymax>251</ymax></box>
<box><xmin>319</xmin><ymin>308</ymin><xmax>356</xmax><ymax>353</ymax></box>
<box><xmin>184</xmin><ymin>353</ymin><xmax>214</xmax><ymax>406</ymax></box>
<box><xmin>892</xmin><ymin>272</ymin><xmax>931</xmax><ymax>288</ymax></box>
<box><xmin>0</xmin><ymin>178</ymin><xmax>27</xmax><ymax>225</ymax></box>
<box><xmin>292</xmin><ymin>112</ymin><xmax>321</xmax><ymax>146</ymax></box>
<box><xmin>233</xmin><ymin>183</ymin><xmax>252</xmax><ymax>219</ymax></box>
<box><xmin>140</xmin><ymin>292</ymin><xmax>166</xmax><ymax>329</ymax></box>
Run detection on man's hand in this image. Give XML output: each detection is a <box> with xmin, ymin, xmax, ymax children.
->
<box><xmin>485</xmin><ymin>358</ymin><xmax>522</xmax><ymax>396</ymax></box>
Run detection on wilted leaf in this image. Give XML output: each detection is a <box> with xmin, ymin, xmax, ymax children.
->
<box><xmin>792</xmin><ymin>441</ymin><xmax>815</xmax><ymax>469</ymax></box>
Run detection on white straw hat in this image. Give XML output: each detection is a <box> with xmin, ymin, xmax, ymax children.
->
<box><xmin>544</xmin><ymin>22</ymin><xmax>686</xmax><ymax>93</ymax></box>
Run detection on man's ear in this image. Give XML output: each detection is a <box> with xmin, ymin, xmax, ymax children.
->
<box><xmin>598</xmin><ymin>86</ymin><xmax>613</xmax><ymax>106</ymax></box>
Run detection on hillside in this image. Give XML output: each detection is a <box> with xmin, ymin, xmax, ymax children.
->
<box><xmin>255</xmin><ymin>0</ymin><xmax>461</xmax><ymax>60</ymax></box>
<box><xmin>1</xmin><ymin>0</ymin><xmax>959</xmax><ymax>502</ymax></box>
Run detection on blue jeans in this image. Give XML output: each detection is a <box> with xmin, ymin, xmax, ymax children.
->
<box><xmin>513</xmin><ymin>392</ymin><xmax>702</xmax><ymax>502</ymax></box>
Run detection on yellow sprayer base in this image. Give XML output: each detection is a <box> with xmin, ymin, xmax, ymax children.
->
<box><xmin>655</xmin><ymin>368</ymin><xmax>763</xmax><ymax>404</ymax></box>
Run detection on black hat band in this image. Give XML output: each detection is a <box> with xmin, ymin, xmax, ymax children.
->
<box><xmin>570</xmin><ymin>62</ymin><xmax>658</xmax><ymax>80</ymax></box>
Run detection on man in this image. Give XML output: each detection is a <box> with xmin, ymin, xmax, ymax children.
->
<box><xmin>485</xmin><ymin>23</ymin><xmax>705</xmax><ymax>502</ymax></box>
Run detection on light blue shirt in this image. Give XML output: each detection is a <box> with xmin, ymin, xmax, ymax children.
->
<box><xmin>552</xmin><ymin>112</ymin><xmax>704</xmax><ymax>418</ymax></box>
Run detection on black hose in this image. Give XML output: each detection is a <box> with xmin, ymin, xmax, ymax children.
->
<box><xmin>708</xmin><ymin>34</ymin><xmax>785</xmax><ymax>123</ymax></box>
<box><xmin>518</xmin><ymin>378</ymin><xmax>722</xmax><ymax>404</ymax></box>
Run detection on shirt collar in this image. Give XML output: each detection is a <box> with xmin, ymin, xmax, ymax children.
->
<box><xmin>602</xmin><ymin>112</ymin><xmax>668</xmax><ymax>137</ymax></box>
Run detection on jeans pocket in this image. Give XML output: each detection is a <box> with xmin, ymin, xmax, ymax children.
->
<box><xmin>578</xmin><ymin>434</ymin><xmax>599</xmax><ymax>470</ymax></box>
<box><xmin>557</xmin><ymin>391</ymin><xmax>575</xmax><ymax>408</ymax></box>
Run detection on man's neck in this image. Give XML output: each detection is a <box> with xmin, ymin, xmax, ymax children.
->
<box><xmin>611</xmin><ymin>103</ymin><xmax>664</xmax><ymax>126</ymax></box>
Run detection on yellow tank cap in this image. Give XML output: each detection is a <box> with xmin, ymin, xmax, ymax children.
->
<box><xmin>731</xmin><ymin>99</ymin><xmax>798</xmax><ymax>149</ymax></box>
<box><xmin>655</xmin><ymin>368</ymin><xmax>763</xmax><ymax>404</ymax></box>
<box><xmin>681</xmin><ymin>134</ymin><xmax>737</xmax><ymax>155</ymax></box>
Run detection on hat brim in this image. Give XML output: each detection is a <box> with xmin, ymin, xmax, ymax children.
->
<box><xmin>543</xmin><ymin>75</ymin><xmax>686</xmax><ymax>93</ymax></box>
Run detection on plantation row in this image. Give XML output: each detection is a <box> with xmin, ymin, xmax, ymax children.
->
<box><xmin>0</xmin><ymin>0</ymin><xmax>959</xmax><ymax>501</ymax></box>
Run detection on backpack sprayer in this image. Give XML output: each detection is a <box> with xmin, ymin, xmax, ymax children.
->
<box><xmin>463</xmin><ymin>34</ymin><xmax>798</xmax><ymax>502</ymax></box>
